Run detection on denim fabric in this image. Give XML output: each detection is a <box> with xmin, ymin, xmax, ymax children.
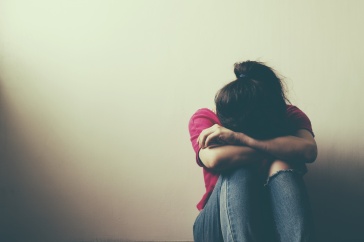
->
<box><xmin>193</xmin><ymin>175</ymin><xmax>224</xmax><ymax>242</ymax></box>
<box><xmin>193</xmin><ymin>167</ymin><xmax>314</xmax><ymax>242</ymax></box>
<box><xmin>267</xmin><ymin>170</ymin><xmax>315</xmax><ymax>242</ymax></box>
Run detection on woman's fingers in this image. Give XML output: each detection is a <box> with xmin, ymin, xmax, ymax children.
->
<box><xmin>204</xmin><ymin>130</ymin><xmax>220</xmax><ymax>148</ymax></box>
<box><xmin>198</xmin><ymin>125</ymin><xmax>219</xmax><ymax>148</ymax></box>
<box><xmin>198</xmin><ymin>124</ymin><xmax>225</xmax><ymax>148</ymax></box>
<box><xmin>197</xmin><ymin>128</ymin><xmax>206</xmax><ymax>148</ymax></box>
<box><xmin>198</xmin><ymin>124</ymin><xmax>244</xmax><ymax>148</ymax></box>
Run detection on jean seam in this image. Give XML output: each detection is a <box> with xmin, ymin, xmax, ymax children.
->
<box><xmin>198</xmin><ymin>210</ymin><xmax>204</xmax><ymax>242</ymax></box>
<box><xmin>225</xmin><ymin>178</ymin><xmax>237</xmax><ymax>242</ymax></box>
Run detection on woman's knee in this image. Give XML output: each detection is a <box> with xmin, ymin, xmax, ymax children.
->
<box><xmin>223</xmin><ymin>165</ymin><xmax>259</xmax><ymax>182</ymax></box>
<box><xmin>221</xmin><ymin>166</ymin><xmax>261</xmax><ymax>195</ymax></box>
<box><xmin>268</xmin><ymin>160</ymin><xmax>292</xmax><ymax>177</ymax></box>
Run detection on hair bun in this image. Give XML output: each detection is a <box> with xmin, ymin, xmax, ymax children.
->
<box><xmin>234</xmin><ymin>61</ymin><xmax>253</xmax><ymax>79</ymax></box>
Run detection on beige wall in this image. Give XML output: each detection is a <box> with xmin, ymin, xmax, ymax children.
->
<box><xmin>1</xmin><ymin>1</ymin><xmax>363</xmax><ymax>241</ymax></box>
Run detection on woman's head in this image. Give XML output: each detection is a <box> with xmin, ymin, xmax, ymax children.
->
<box><xmin>215</xmin><ymin>61</ymin><xmax>289</xmax><ymax>139</ymax></box>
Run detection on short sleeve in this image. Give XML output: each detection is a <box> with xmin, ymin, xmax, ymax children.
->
<box><xmin>286</xmin><ymin>105</ymin><xmax>315</xmax><ymax>137</ymax></box>
<box><xmin>188</xmin><ymin>108</ymin><xmax>221</xmax><ymax>166</ymax></box>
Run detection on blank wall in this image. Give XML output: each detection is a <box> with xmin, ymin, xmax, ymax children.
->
<box><xmin>1</xmin><ymin>1</ymin><xmax>364</xmax><ymax>241</ymax></box>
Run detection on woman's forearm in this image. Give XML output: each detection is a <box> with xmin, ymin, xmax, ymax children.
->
<box><xmin>197</xmin><ymin>125</ymin><xmax>317</xmax><ymax>165</ymax></box>
<box><xmin>239</xmin><ymin>130</ymin><xmax>317</xmax><ymax>163</ymax></box>
<box><xmin>199</xmin><ymin>145</ymin><xmax>267</xmax><ymax>171</ymax></box>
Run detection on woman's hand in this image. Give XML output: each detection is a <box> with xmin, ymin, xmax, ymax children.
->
<box><xmin>198</xmin><ymin>124</ymin><xmax>243</xmax><ymax>148</ymax></box>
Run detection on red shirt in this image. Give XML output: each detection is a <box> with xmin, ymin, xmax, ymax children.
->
<box><xmin>188</xmin><ymin>105</ymin><xmax>314</xmax><ymax>210</ymax></box>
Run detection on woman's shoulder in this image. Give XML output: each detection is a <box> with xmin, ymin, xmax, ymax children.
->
<box><xmin>192</xmin><ymin>108</ymin><xmax>216</xmax><ymax>116</ymax></box>
<box><xmin>285</xmin><ymin>104</ymin><xmax>310</xmax><ymax>119</ymax></box>
<box><xmin>189</xmin><ymin>108</ymin><xmax>220</xmax><ymax>125</ymax></box>
<box><xmin>285</xmin><ymin>104</ymin><xmax>314</xmax><ymax>136</ymax></box>
<box><xmin>286</xmin><ymin>104</ymin><xmax>300</xmax><ymax>112</ymax></box>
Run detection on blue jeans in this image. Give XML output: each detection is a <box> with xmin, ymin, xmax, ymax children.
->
<box><xmin>193</xmin><ymin>166</ymin><xmax>314</xmax><ymax>242</ymax></box>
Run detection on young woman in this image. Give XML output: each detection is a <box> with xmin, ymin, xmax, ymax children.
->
<box><xmin>188</xmin><ymin>61</ymin><xmax>317</xmax><ymax>242</ymax></box>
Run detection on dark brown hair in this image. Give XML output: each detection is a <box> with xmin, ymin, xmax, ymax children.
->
<box><xmin>215</xmin><ymin>61</ymin><xmax>289</xmax><ymax>139</ymax></box>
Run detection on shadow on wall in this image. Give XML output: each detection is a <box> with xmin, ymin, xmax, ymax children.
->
<box><xmin>0</xmin><ymin>88</ymin><xmax>55</xmax><ymax>241</ymax></box>
<box><xmin>305</xmin><ymin>146</ymin><xmax>364</xmax><ymax>242</ymax></box>
<box><xmin>1</xmin><ymin>76</ymin><xmax>364</xmax><ymax>242</ymax></box>
<box><xmin>0</xmin><ymin>80</ymin><xmax>99</xmax><ymax>242</ymax></box>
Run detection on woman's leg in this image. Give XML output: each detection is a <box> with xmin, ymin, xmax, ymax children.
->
<box><xmin>219</xmin><ymin>166</ymin><xmax>265</xmax><ymax>242</ymax></box>
<box><xmin>266</xmin><ymin>160</ymin><xmax>315</xmax><ymax>242</ymax></box>
<box><xmin>193</xmin><ymin>176</ymin><xmax>224</xmax><ymax>242</ymax></box>
<box><xmin>193</xmin><ymin>166</ymin><xmax>265</xmax><ymax>242</ymax></box>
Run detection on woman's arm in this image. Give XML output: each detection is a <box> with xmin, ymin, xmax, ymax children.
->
<box><xmin>199</xmin><ymin>145</ymin><xmax>268</xmax><ymax>171</ymax></box>
<box><xmin>243</xmin><ymin>129</ymin><xmax>317</xmax><ymax>163</ymax></box>
<box><xmin>198</xmin><ymin>124</ymin><xmax>317</xmax><ymax>164</ymax></box>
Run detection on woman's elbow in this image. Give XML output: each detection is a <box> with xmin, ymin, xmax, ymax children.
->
<box><xmin>200</xmin><ymin>153</ymin><xmax>231</xmax><ymax>170</ymax></box>
<box><xmin>199</xmin><ymin>149</ymin><xmax>220</xmax><ymax>169</ymax></box>
<box><xmin>304</xmin><ymin>142</ymin><xmax>318</xmax><ymax>163</ymax></box>
<box><xmin>202</xmin><ymin>157</ymin><xmax>226</xmax><ymax>171</ymax></box>
<box><xmin>201</xmin><ymin>158</ymin><xmax>216</xmax><ymax>169</ymax></box>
